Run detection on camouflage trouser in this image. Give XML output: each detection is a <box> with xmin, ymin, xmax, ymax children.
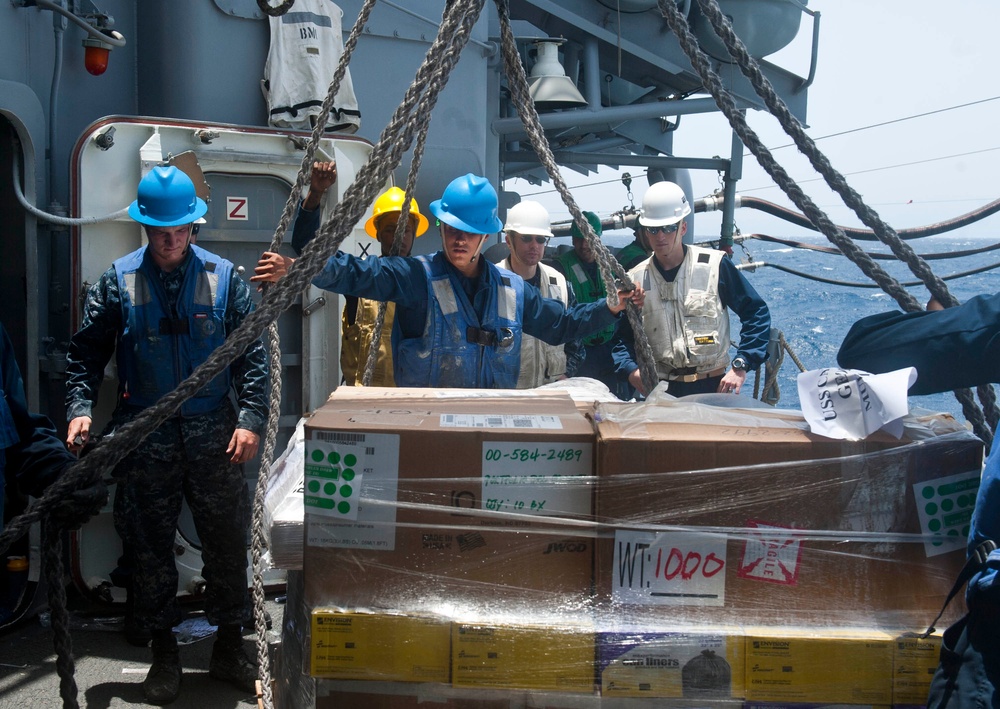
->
<box><xmin>111</xmin><ymin>414</ymin><xmax>250</xmax><ymax>632</ymax></box>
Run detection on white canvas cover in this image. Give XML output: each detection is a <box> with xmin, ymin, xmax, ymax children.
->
<box><xmin>262</xmin><ymin>0</ymin><xmax>361</xmax><ymax>133</ymax></box>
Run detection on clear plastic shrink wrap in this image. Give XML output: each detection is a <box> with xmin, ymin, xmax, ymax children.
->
<box><xmin>266</xmin><ymin>386</ymin><xmax>979</xmax><ymax>708</ymax></box>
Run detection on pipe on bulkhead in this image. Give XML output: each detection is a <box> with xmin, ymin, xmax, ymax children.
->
<box><xmin>47</xmin><ymin>1</ymin><xmax>65</xmax><ymax>208</ymax></box>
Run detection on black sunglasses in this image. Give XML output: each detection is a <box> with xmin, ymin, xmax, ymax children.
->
<box><xmin>645</xmin><ymin>224</ymin><xmax>679</xmax><ymax>235</ymax></box>
<box><xmin>517</xmin><ymin>235</ymin><xmax>549</xmax><ymax>245</ymax></box>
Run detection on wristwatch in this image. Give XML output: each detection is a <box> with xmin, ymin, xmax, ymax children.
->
<box><xmin>731</xmin><ymin>356</ymin><xmax>748</xmax><ymax>372</ymax></box>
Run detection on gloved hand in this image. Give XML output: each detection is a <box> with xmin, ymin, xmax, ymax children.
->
<box><xmin>49</xmin><ymin>478</ymin><xmax>109</xmax><ymax>530</ymax></box>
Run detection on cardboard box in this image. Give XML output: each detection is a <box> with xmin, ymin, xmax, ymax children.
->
<box><xmin>313</xmin><ymin>680</ymin><xmax>509</xmax><ymax>708</ymax></box>
<box><xmin>310</xmin><ymin>610</ymin><xmax>450</xmax><ymax>681</ymax></box>
<box><xmin>303</xmin><ymin>389</ymin><xmax>597</xmax><ymax>614</ymax></box>
<box><xmin>892</xmin><ymin>633</ymin><xmax>942</xmax><ymax>706</ymax></box>
<box><xmin>598</xmin><ymin>626</ymin><xmax>744</xmax><ymax>699</ymax></box>
<box><xmin>313</xmin><ymin>679</ymin><xmax>599</xmax><ymax>708</ymax></box>
<box><xmin>452</xmin><ymin>621</ymin><xmax>595</xmax><ymax>693</ymax></box>
<box><xmin>744</xmin><ymin>704</ymin><xmax>890</xmax><ymax>709</ymax></box>
<box><xmin>594</xmin><ymin>399</ymin><xmax>982</xmax><ymax>627</ymax></box>
<box><xmin>744</xmin><ymin>628</ymin><xmax>894</xmax><ymax>705</ymax></box>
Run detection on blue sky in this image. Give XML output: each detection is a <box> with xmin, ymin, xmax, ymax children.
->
<box><xmin>507</xmin><ymin>0</ymin><xmax>1000</xmax><ymax>241</ymax></box>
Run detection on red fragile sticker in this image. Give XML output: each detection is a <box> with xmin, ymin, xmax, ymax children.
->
<box><xmin>736</xmin><ymin>520</ymin><xmax>802</xmax><ymax>585</ymax></box>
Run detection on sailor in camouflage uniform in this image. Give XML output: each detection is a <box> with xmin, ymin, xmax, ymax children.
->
<box><xmin>65</xmin><ymin>165</ymin><xmax>268</xmax><ymax>704</ymax></box>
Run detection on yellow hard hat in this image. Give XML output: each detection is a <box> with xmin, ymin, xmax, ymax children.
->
<box><xmin>364</xmin><ymin>187</ymin><xmax>429</xmax><ymax>239</ymax></box>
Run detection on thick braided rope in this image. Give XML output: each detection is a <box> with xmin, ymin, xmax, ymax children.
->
<box><xmin>696</xmin><ymin>0</ymin><xmax>958</xmax><ymax>307</ymax></box>
<box><xmin>250</xmin><ymin>321</ymin><xmax>281</xmax><ymax>709</ymax></box>
<box><xmin>495</xmin><ymin>0</ymin><xmax>658</xmax><ymax>395</ymax></box>
<box><xmin>693</xmin><ymin>0</ymin><xmax>999</xmax><ymax>441</ymax></box>
<box><xmin>250</xmin><ymin>4</ymin><xmax>380</xmax><ymax>704</ymax></box>
<box><xmin>42</xmin><ymin>522</ymin><xmax>79</xmax><ymax>708</ymax></box>
<box><xmin>264</xmin><ymin>0</ymin><xmax>379</xmax><ymax>258</ymax></box>
<box><xmin>655</xmin><ymin>1</ymin><xmax>916</xmax><ymax>312</ymax></box>
<box><xmin>656</xmin><ymin>0</ymin><xmax>994</xmax><ymax>446</ymax></box>
<box><xmin>0</xmin><ymin>6</ymin><xmax>485</xmax><ymax>707</ymax></box>
<box><xmin>0</xmin><ymin>0</ymin><xmax>485</xmax><ymax>600</ymax></box>
<box><xmin>361</xmin><ymin>71</ymin><xmax>437</xmax><ymax>386</ymax></box>
<box><xmin>256</xmin><ymin>0</ymin><xmax>294</xmax><ymax>17</ymax></box>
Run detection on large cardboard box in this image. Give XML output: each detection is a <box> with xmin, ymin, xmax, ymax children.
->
<box><xmin>892</xmin><ymin>633</ymin><xmax>942</xmax><ymax>706</ymax></box>
<box><xmin>744</xmin><ymin>628</ymin><xmax>895</xmax><ymax>705</ymax></box>
<box><xmin>313</xmin><ymin>681</ymin><xmax>509</xmax><ymax>708</ymax></box>
<box><xmin>598</xmin><ymin>625</ymin><xmax>745</xmax><ymax>699</ymax></box>
<box><xmin>452</xmin><ymin>621</ymin><xmax>595</xmax><ymax>693</ymax></box>
<box><xmin>303</xmin><ymin>389</ymin><xmax>597</xmax><ymax>614</ymax></box>
<box><xmin>594</xmin><ymin>399</ymin><xmax>983</xmax><ymax>627</ymax></box>
<box><xmin>309</xmin><ymin>609</ymin><xmax>450</xmax><ymax>681</ymax></box>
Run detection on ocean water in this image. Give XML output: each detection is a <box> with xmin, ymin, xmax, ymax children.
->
<box><xmin>594</xmin><ymin>231</ymin><xmax>1000</xmax><ymax>422</ymax></box>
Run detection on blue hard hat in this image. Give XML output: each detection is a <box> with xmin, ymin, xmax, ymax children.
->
<box><xmin>429</xmin><ymin>174</ymin><xmax>503</xmax><ymax>235</ymax></box>
<box><xmin>128</xmin><ymin>166</ymin><xmax>208</xmax><ymax>227</ymax></box>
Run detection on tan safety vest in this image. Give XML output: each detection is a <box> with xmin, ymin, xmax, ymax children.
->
<box><xmin>340</xmin><ymin>297</ymin><xmax>396</xmax><ymax>386</ymax></box>
<box><xmin>629</xmin><ymin>246</ymin><xmax>731</xmax><ymax>379</ymax></box>
<box><xmin>498</xmin><ymin>259</ymin><xmax>569</xmax><ymax>388</ymax></box>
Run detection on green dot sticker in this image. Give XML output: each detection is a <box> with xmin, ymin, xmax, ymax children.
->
<box><xmin>303</xmin><ymin>437</ymin><xmax>381</xmax><ymax>523</ymax></box>
<box><xmin>914</xmin><ymin>471</ymin><xmax>980</xmax><ymax>558</ymax></box>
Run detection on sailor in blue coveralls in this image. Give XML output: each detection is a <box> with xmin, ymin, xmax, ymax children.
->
<box><xmin>839</xmin><ymin>296</ymin><xmax>1000</xmax><ymax>708</ymax></box>
<box><xmin>253</xmin><ymin>174</ymin><xmax>644</xmax><ymax>388</ymax></box>
<box><xmin>65</xmin><ymin>166</ymin><xmax>268</xmax><ymax>704</ymax></box>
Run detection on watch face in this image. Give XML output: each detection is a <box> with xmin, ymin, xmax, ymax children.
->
<box><xmin>733</xmin><ymin>357</ymin><xmax>747</xmax><ymax>371</ymax></box>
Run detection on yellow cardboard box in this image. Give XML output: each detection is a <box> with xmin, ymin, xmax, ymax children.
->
<box><xmin>452</xmin><ymin>621</ymin><xmax>595</xmax><ymax>692</ymax></box>
<box><xmin>744</xmin><ymin>628</ymin><xmax>894</xmax><ymax>705</ymax></box>
<box><xmin>893</xmin><ymin>633</ymin><xmax>942</xmax><ymax>705</ymax></box>
<box><xmin>310</xmin><ymin>610</ymin><xmax>450</xmax><ymax>682</ymax></box>
<box><xmin>599</xmin><ymin>626</ymin><xmax>744</xmax><ymax>699</ymax></box>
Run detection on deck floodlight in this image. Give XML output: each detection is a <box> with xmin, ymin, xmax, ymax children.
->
<box><xmin>527</xmin><ymin>40</ymin><xmax>587</xmax><ymax>110</ymax></box>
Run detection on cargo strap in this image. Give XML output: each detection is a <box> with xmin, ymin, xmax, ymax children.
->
<box><xmin>919</xmin><ymin>538</ymin><xmax>997</xmax><ymax>638</ymax></box>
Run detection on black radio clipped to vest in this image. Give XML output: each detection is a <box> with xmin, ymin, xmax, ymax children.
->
<box><xmin>466</xmin><ymin>326</ymin><xmax>514</xmax><ymax>349</ymax></box>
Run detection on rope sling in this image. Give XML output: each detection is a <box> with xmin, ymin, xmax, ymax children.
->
<box><xmin>3</xmin><ymin>0</ymin><xmax>995</xmax><ymax>705</ymax></box>
<box><xmin>656</xmin><ymin>0</ymin><xmax>998</xmax><ymax>447</ymax></box>
<box><xmin>0</xmin><ymin>0</ymin><xmax>487</xmax><ymax>705</ymax></box>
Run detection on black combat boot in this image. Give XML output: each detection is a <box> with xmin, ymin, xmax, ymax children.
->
<box><xmin>143</xmin><ymin>630</ymin><xmax>181</xmax><ymax>705</ymax></box>
<box><xmin>208</xmin><ymin>625</ymin><xmax>258</xmax><ymax>694</ymax></box>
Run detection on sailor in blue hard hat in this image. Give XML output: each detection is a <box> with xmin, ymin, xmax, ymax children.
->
<box><xmin>66</xmin><ymin>163</ymin><xmax>268</xmax><ymax>703</ymax></box>
<box><xmin>254</xmin><ymin>173</ymin><xmax>644</xmax><ymax>389</ymax></box>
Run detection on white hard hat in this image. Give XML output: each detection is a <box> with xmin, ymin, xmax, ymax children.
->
<box><xmin>638</xmin><ymin>181</ymin><xmax>692</xmax><ymax>227</ymax></box>
<box><xmin>504</xmin><ymin>200</ymin><xmax>553</xmax><ymax>237</ymax></box>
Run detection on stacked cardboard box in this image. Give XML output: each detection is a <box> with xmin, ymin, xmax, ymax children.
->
<box><xmin>277</xmin><ymin>389</ymin><xmax>980</xmax><ymax>708</ymax></box>
<box><xmin>302</xmin><ymin>388</ymin><xmax>597</xmax><ymax>614</ymax></box>
<box><xmin>593</xmin><ymin>398</ymin><xmax>981</xmax><ymax>629</ymax></box>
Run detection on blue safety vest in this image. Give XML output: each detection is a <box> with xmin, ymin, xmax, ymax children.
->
<box><xmin>395</xmin><ymin>254</ymin><xmax>524</xmax><ymax>388</ymax></box>
<box><xmin>113</xmin><ymin>245</ymin><xmax>233</xmax><ymax>416</ymax></box>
